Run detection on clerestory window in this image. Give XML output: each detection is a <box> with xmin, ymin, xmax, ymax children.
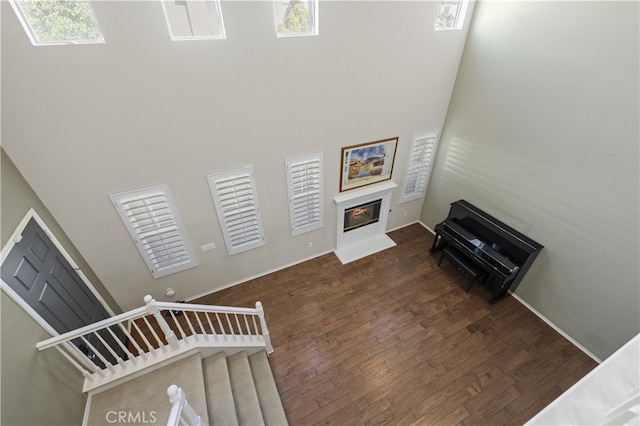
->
<box><xmin>273</xmin><ymin>0</ymin><xmax>318</xmax><ymax>37</ymax></box>
<box><xmin>435</xmin><ymin>0</ymin><xmax>468</xmax><ymax>31</ymax></box>
<box><xmin>161</xmin><ymin>0</ymin><xmax>226</xmax><ymax>41</ymax></box>
<box><xmin>9</xmin><ymin>0</ymin><xmax>104</xmax><ymax>46</ymax></box>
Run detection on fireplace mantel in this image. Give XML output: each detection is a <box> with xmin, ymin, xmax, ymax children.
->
<box><xmin>333</xmin><ymin>181</ymin><xmax>397</xmax><ymax>264</ymax></box>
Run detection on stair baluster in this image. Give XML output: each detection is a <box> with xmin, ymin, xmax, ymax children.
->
<box><xmin>37</xmin><ymin>296</ymin><xmax>274</xmax><ymax>393</ymax></box>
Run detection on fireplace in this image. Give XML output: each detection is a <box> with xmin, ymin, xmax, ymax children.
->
<box><xmin>344</xmin><ymin>199</ymin><xmax>382</xmax><ymax>232</ymax></box>
<box><xmin>333</xmin><ymin>181</ymin><xmax>397</xmax><ymax>264</ymax></box>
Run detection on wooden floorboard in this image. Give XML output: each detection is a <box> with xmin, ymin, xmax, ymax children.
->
<box><xmin>195</xmin><ymin>223</ymin><xmax>597</xmax><ymax>425</ymax></box>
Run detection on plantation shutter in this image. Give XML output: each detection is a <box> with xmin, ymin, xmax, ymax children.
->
<box><xmin>110</xmin><ymin>184</ymin><xmax>197</xmax><ymax>278</ymax></box>
<box><xmin>207</xmin><ymin>166</ymin><xmax>266</xmax><ymax>256</ymax></box>
<box><xmin>400</xmin><ymin>130</ymin><xmax>440</xmax><ymax>203</ymax></box>
<box><xmin>286</xmin><ymin>153</ymin><xmax>324</xmax><ymax>236</ymax></box>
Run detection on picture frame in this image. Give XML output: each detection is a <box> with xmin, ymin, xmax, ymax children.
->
<box><xmin>340</xmin><ymin>137</ymin><xmax>398</xmax><ymax>192</ymax></box>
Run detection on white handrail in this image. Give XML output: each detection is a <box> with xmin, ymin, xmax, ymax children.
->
<box><xmin>154</xmin><ymin>301</ymin><xmax>258</xmax><ymax>315</ymax></box>
<box><xmin>35</xmin><ymin>295</ymin><xmax>272</xmax><ymax>391</ymax></box>
<box><xmin>36</xmin><ymin>306</ymin><xmax>148</xmax><ymax>350</ymax></box>
<box><xmin>166</xmin><ymin>385</ymin><xmax>201</xmax><ymax>426</ymax></box>
<box><xmin>37</xmin><ymin>300</ymin><xmax>263</xmax><ymax>350</ymax></box>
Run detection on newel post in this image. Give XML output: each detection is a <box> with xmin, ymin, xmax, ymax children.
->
<box><xmin>144</xmin><ymin>295</ymin><xmax>180</xmax><ymax>351</ymax></box>
<box><xmin>167</xmin><ymin>385</ymin><xmax>201</xmax><ymax>426</ymax></box>
<box><xmin>255</xmin><ymin>301</ymin><xmax>273</xmax><ymax>354</ymax></box>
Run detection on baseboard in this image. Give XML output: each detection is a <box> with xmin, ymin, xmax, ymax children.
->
<box><xmin>387</xmin><ymin>220</ymin><xmax>434</xmax><ymax>235</ymax></box>
<box><xmin>185</xmin><ymin>223</ymin><xmax>600</xmax><ymax>365</ymax></box>
<box><xmin>185</xmin><ymin>249</ymin><xmax>334</xmax><ymax>303</ymax></box>
<box><xmin>387</xmin><ymin>220</ymin><xmax>418</xmax><ymax>233</ymax></box>
<box><xmin>189</xmin><ymin>222</ymin><xmax>427</xmax><ymax>303</ymax></box>
<box><xmin>417</xmin><ymin>220</ymin><xmax>435</xmax><ymax>234</ymax></box>
<box><xmin>510</xmin><ymin>293</ymin><xmax>602</xmax><ymax>363</ymax></box>
<box><xmin>416</xmin><ymin>221</ymin><xmax>599</xmax><ymax>363</ymax></box>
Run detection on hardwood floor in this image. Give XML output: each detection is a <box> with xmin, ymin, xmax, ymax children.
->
<box><xmin>195</xmin><ymin>224</ymin><xmax>597</xmax><ymax>425</ymax></box>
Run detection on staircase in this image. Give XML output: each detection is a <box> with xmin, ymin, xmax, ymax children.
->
<box><xmin>35</xmin><ymin>296</ymin><xmax>286</xmax><ymax>425</ymax></box>
<box><xmin>206</xmin><ymin>350</ymin><xmax>287</xmax><ymax>425</ymax></box>
<box><xmin>85</xmin><ymin>349</ymin><xmax>287</xmax><ymax>425</ymax></box>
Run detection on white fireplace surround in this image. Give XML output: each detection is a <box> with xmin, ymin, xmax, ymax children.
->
<box><xmin>333</xmin><ymin>181</ymin><xmax>397</xmax><ymax>264</ymax></box>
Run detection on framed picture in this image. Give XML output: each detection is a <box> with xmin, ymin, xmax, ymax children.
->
<box><xmin>340</xmin><ymin>137</ymin><xmax>398</xmax><ymax>192</ymax></box>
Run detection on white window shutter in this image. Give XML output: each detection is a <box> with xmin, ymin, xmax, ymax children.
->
<box><xmin>110</xmin><ymin>184</ymin><xmax>197</xmax><ymax>278</ymax></box>
<box><xmin>207</xmin><ymin>166</ymin><xmax>266</xmax><ymax>256</ymax></box>
<box><xmin>400</xmin><ymin>130</ymin><xmax>440</xmax><ymax>204</ymax></box>
<box><xmin>286</xmin><ymin>153</ymin><xmax>323</xmax><ymax>236</ymax></box>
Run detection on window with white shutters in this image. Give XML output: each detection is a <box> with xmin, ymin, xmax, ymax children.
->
<box><xmin>286</xmin><ymin>153</ymin><xmax>323</xmax><ymax>236</ymax></box>
<box><xmin>400</xmin><ymin>130</ymin><xmax>440</xmax><ymax>204</ymax></box>
<box><xmin>110</xmin><ymin>185</ymin><xmax>197</xmax><ymax>278</ymax></box>
<box><xmin>207</xmin><ymin>167</ymin><xmax>266</xmax><ymax>256</ymax></box>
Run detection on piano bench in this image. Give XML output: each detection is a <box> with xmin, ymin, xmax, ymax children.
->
<box><xmin>438</xmin><ymin>246</ymin><xmax>486</xmax><ymax>292</ymax></box>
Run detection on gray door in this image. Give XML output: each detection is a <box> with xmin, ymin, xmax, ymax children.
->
<box><xmin>1</xmin><ymin>217</ymin><xmax>124</xmax><ymax>366</ymax></box>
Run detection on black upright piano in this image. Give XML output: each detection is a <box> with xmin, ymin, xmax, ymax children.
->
<box><xmin>430</xmin><ymin>200</ymin><xmax>544</xmax><ymax>303</ymax></box>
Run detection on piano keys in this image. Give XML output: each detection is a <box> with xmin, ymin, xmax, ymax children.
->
<box><xmin>430</xmin><ymin>200</ymin><xmax>544</xmax><ymax>303</ymax></box>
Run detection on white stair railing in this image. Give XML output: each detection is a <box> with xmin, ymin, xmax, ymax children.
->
<box><xmin>36</xmin><ymin>295</ymin><xmax>272</xmax><ymax>392</ymax></box>
<box><xmin>166</xmin><ymin>385</ymin><xmax>201</xmax><ymax>426</ymax></box>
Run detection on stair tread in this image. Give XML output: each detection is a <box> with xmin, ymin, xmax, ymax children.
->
<box><xmin>86</xmin><ymin>349</ymin><xmax>286</xmax><ymax>426</ymax></box>
<box><xmin>249</xmin><ymin>351</ymin><xmax>289</xmax><ymax>426</ymax></box>
<box><xmin>228</xmin><ymin>351</ymin><xmax>265</xmax><ymax>426</ymax></box>
<box><xmin>203</xmin><ymin>352</ymin><xmax>239</xmax><ymax>426</ymax></box>
<box><xmin>86</xmin><ymin>353</ymin><xmax>209</xmax><ymax>425</ymax></box>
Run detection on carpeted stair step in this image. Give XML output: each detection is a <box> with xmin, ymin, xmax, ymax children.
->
<box><xmin>203</xmin><ymin>351</ymin><xmax>239</xmax><ymax>426</ymax></box>
<box><xmin>228</xmin><ymin>351</ymin><xmax>265</xmax><ymax>426</ymax></box>
<box><xmin>85</xmin><ymin>353</ymin><xmax>209</xmax><ymax>425</ymax></box>
<box><xmin>249</xmin><ymin>351</ymin><xmax>289</xmax><ymax>426</ymax></box>
<box><xmin>86</xmin><ymin>350</ymin><xmax>287</xmax><ymax>426</ymax></box>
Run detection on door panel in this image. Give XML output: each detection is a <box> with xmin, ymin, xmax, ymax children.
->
<box><xmin>1</xmin><ymin>217</ymin><xmax>126</xmax><ymax>367</ymax></box>
<box><xmin>50</xmin><ymin>257</ymin><xmax>96</xmax><ymax>321</ymax></box>
<box><xmin>39</xmin><ymin>280</ymin><xmax>89</xmax><ymax>331</ymax></box>
<box><xmin>13</xmin><ymin>257</ymin><xmax>39</xmax><ymax>291</ymax></box>
<box><xmin>28</xmin><ymin>232</ymin><xmax>50</xmax><ymax>263</ymax></box>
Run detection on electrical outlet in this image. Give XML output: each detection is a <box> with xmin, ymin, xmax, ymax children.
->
<box><xmin>201</xmin><ymin>243</ymin><xmax>216</xmax><ymax>252</ymax></box>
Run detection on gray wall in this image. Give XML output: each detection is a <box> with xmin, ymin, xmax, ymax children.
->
<box><xmin>1</xmin><ymin>149</ymin><xmax>120</xmax><ymax>425</ymax></box>
<box><xmin>1</xmin><ymin>1</ymin><xmax>472</xmax><ymax>311</ymax></box>
<box><xmin>421</xmin><ymin>1</ymin><xmax>639</xmax><ymax>360</ymax></box>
